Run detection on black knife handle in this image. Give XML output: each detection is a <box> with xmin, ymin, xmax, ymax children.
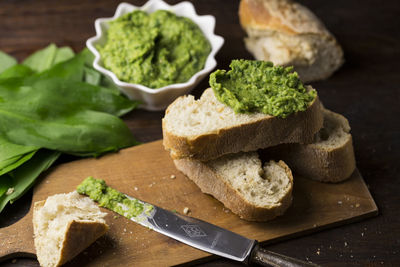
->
<box><xmin>247</xmin><ymin>243</ymin><xmax>320</xmax><ymax>267</ymax></box>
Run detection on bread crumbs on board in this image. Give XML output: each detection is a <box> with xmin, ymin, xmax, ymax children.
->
<box><xmin>183</xmin><ymin>207</ymin><xmax>190</xmax><ymax>214</ymax></box>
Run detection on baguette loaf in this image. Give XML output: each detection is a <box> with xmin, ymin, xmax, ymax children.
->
<box><xmin>174</xmin><ymin>152</ymin><xmax>293</xmax><ymax>221</ymax></box>
<box><xmin>33</xmin><ymin>191</ymin><xmax>108</xmax><ymax>267</ymax></box>
<box><xmin>239</xmin><ymin>0</ymin><xmax>344</xmax><ymax>82</ymax></box>
<box><xmin>163</xmin><ymin>87</ymin><xmax>323</xmax><ymax>161</ymax></box>
<box><xmin>263</xmin><ymin>109</ymin><xmax>356</xmax><ymax>182</ymax></box>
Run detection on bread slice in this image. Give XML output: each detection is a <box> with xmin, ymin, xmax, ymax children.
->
<box><xmin>163</xmin><ymin>88</ymin><xmax>323</xmax><ymax>161</ymax></box>
<box><xmin>174</xmin><ymin>153</ymin><xmax>293</xmax><ymax>221</ymax></box>
<box><xmin>263</xmin><ymin>109</ymin><xmax>356</xmax><ymax>182</ymax></box>
<box><xmin>239</xmin><ymin>0</ymin><xmax>344</xmax><ymax>82</ymax></box>
<box><xmin>33</xmin><ymin>191</ymin><xmax>108</xmax><ymax>267</ymax></box>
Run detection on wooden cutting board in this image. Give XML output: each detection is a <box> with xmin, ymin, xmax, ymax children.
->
<box><xmin>0</xmin><ymin>140</ymin><xmax>378</xmax><ymax>266</ymax></box>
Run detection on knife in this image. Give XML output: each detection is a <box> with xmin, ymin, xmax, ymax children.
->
<box><xmin>112</xmin><ymin>194</ymin><xmax>319</xmax><ymax>267</ymax></box>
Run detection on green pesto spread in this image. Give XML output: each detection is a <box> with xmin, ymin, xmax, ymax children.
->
<box><xmin>209</xmin><ymin>60</ymin><xmax>317</xmax><ymax>118</ymax></box>
<box><xmin>98</xmin><ymin>10</ymin><xmax>211</xmax><ymax>88</ymax></box>
<box><xmin>77</xmin><ymin>177</ymin><xmax>153</xmax><ymax>219</ymax></box>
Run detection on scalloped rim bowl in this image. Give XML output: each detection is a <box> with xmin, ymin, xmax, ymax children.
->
<box><xmin>86</xmin><ymin>0</ymin><xmax>224</xmax><ymax>111</ymax></box>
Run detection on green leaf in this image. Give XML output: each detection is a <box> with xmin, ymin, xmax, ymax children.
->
<box><xmin>22</xmin><ymin>44</ymin><xmax>58</xmax><ymax>73</ymax></box>
<box><xmin>81</xmin><ymin>48</ymin><xmax>121</xmax><ymax>91</ymax></box>
<box><xmin>100</xmin><ymin>74</ymin><xmax>121</xmax><ymax>92</ymax></box>
<box><xmin>0</xmin><ymin>136</ymin><xmax>38</xmax><ymax>172</ymax></box>
<box><xmin>0</xmin><ymin>150</ymin><xmax>60</xmax><ymax>212</ymax></box>
<box><xmin>34</xmin><ymin>51</ymin><xmax>85</xmax><ymax>81</ymax></box>
<box><xmin>53</xmin><ymin>46</ymin><xmax>75</xmax><ymax>65</ymax></box>
<box><xmin>0</xmin><ymin>45</ymin><xmax>139</xmax><ymax>213</ymax></box>
<box><xmin>0</xmin><ymin>151</ymin><xmax>37</xmax><ymax>176</ymax></box>
<box><xmin>81</xmin><ymin>48</ymin><xmax>95</xmax><ymax>66</ymax></box>
<box><xmin>0</xmin><ymin>175</ymin><xmax>13</xmax><ymax>197</ymax></box>
<box><xmin>0</xmin><ymin>138</ymin><xmax>39</xmax><ymax>194</ymax></box>
<box><xmin>0</xmin><ymin>65</ymin><xmax>34</xmax><ymax>79</ymax></box>
<box><xmin>0</xmin><ymin>58</ymin><xmax>137</xmax><ymax>156</ymax></box>
<box><xmin>84</xmin><ymin>66</ymin><xmax>102</xmax><ymax>86</ymax></box>
<box><xmin>22</xmin><ymin>44</ymin><xmax>76</xmax><ymax>74</ymax></box>
<box><xmin>0</xmin><ymin>51</ymin><xmax>17</xmax><ymax>74</ymax></box>
<box><xmin>0</xmin><ymin>107</ymin><xmax>137</xmax><ymax>156</ymax></box>
<box><xmin>82</xmin><ymin>49</ymin><xmax>119</xmax><ymax>91</ymax></box>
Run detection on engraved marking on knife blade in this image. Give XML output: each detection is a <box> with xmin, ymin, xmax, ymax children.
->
<box><xmin>210</xmin><ymin>232</ymin><xmax>221</xmax><ymax>249</ymax></box>
<box><xmin>181</xmin><ymin>225</ymin><xmax>207</xmax><ymax>238</ymax></box>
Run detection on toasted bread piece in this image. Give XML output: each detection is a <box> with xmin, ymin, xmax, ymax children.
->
<box><xmin>239</xmin><ymin>0</ymin><xmax>344</xmax><ymax>82</ymax></box>
<box><xmin>163</xmin><ymin>88</ymin><xmax>323</xmax><ymax>161</ymax></box>
<box><xmin>264</xmin><ymin>109</ymin><xmax>356</xmax><ymax>182</ymax></box>
<box><xmin>174</xmin><ymin>153</ymin><xmax>293</xmax><ymax>221</ymax></box>
<box><xmin>33</xmin><ymin>191</ymin><xmax>108</xmax><ymax>267</ymax></box>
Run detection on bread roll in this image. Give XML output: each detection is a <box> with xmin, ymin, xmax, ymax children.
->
<box><xmin>239</xmin><ymin>0</ymin><xmax>344</xmax><ymax>82</ymax></box>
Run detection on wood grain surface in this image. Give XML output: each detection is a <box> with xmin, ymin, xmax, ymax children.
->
<box><xmin>0</xmin><ymin>0</ymin><xmax>399</xmax><ymax>266</ymax></box>
<box><xmin>0</xmin><ymin>140</ymin><xmax>377</xmax><ymax>266</ymax></box>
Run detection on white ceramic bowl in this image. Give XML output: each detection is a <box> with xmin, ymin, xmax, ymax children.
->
<box><xmin>86</xmin><ymin>0</ymin><xmax>224</xmax><ymax>111</ymax></box>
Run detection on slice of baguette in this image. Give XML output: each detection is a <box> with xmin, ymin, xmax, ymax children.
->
<box><xmin>263</xmin><ymin>109</ymin><xmax>356</xmax><ymax>182</ymax></box>
<box><xmin>174</xmin><ymin>152</ymin><xmax>293</xmax><ymax>221</ymax></box>
<box><xmin>33</xmin><ymin>191</ymin><xmax>108</xmax><ymax>267</ymax></box>
<box><xmin>163</xmin><ymin>87</ymin><xmax>323</xmax><ymax>161</ymax></box>
<box><xmin>239</xmin><ymin>0</ymin><xmax>344</xmax><ymax>83</ymax></box>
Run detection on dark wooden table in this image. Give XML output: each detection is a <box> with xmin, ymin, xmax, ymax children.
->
<box><xmin>1</xmin><ymin>0</ymin><xmax>399</xmax><ymax>266</ymax></box>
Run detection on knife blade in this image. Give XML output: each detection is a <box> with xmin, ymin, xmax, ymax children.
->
<box><xmin>119</xmin><ymin>194</ymin><xmax>319</xmax><ymax>266</ymax></box>
<box><xmin>77</xmin><ymin>177</ymin><xmax>318</xmax><ymax>266</ymax></box>
<box><xmin>125</xmin><ymin>195</ymin><xmax>254</xmax><ymax>261</ymax></box>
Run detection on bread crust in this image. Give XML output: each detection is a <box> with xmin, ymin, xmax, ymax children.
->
<box><xmin>263</xmin><ymin>109</ymin><xmax>356</xmax><ymax>182</ymax></box>
<box><xmin>239</xmin><ymin>0</ymin><xmax>328</xmax><ymax>36</ymax></box>
<box><xmin>174</xmin><ymin>159</ymin><xmax>293</xmax><ymax>221</ymax></box>
<box><xmin>33</xmin><ymin>200</ymin><xmax>109</xmax><ymax>267</ymax></box>
<box><xmin>163</xmin><ymin>90</ymin><xmax>323</xmax><ymax>161</ymax></box>
<box><xmin>239</xmin><ymin>0</ymin><xmax>344</xmax><ymax>82</ymax></box>
<box><xmin>57</xmin><ymin>220</ymin><xmax>108</xmax><ymax>266</ymax></box>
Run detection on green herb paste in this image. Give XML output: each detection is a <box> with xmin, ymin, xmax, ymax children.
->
<box><xmin>77</xmin><ymin>177</ymin><xmax>152</xmax><ymax>219</ymax></box>
<box><xmin>98</xmin><ymin>10</ymin><xmax>211</xmax><ymax>88</ymax></box>
<box><xmin>209</xmin><ymin>60</ymin><xmax>317</xmax><ymax>118</ymax></box>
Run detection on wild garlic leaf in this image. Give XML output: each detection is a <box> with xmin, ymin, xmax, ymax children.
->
<box><xmin>53</xmin><ymin>46</ymin><xmax>75</xmax><ymax>65</ymax></box>
<box><xmin>0</xmin><ymin>175</ymin><xmax>13</xmax><ymax>198</ymax></box>
<box><xmin>84</xmin><ymin>66</ymin><xmax>102</xmax><ymax>86</ymax></box>
<box><xmin>22</xmin><ymin>44</ymin><xmax>58</xmax><ymax>73</ymax></box>
<box><xmin>0</xmin><ymin>65</ymin><xmax>34</xmax><ymax>79</ymax></box>
<box><xmin>0</xmin><ymin>131</ymin><xmax>39</xmax><ymax>177</ymax></box>
<box><xmin>0</xmin><ymin>151</ymin><xmax>37</xmax><ymax>177</ymax></box>
<box><xmin>0</xmin><ymin>45</ymin><xmax>139</xmax><ymax>213</ymax></box>
<box><xmin>0</xmin><ymin>52</ymin><xmax>17</xmax><ymax>74</ymax></box>
<box><xmin>22</xmin><ymin>44</ymin><xmax>76</xmax><ymax>73</ymax></box>
<box><xmin>0</xmin><ymin>52</ymin><xmax>137</xmax><ymax>156</ymax></box>
<box><xmin>0</xmin><ymin>150</ymin><xmax>60</xmax><ymax>213</ymax></box>
<box><xmin>0</xmin><ymin>79</ymin><xmax>137</xmax><ymax>155</ymax></box>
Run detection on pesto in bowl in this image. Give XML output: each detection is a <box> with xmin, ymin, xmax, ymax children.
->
<box><xmin>209</xmin><ymin>60</ymin><xmax>317</xmax><ymax>118</ymax></box>
<box><xmin>98</xmin><ymin>10</ymin><xmax>211</xmax><ymax>89</ymax></box>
